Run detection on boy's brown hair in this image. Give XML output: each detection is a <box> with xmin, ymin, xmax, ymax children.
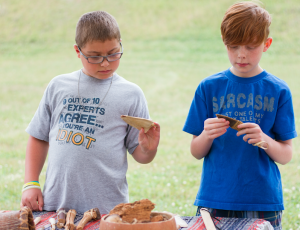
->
<box><xmin>75</xmin><ymin>11</ymin><xmax>121</xmax><ymax>48</ymax></box>
<box><xmin>221</xmin><ymin>1</ymin><xmax>271</xmax><ymax>46</ymax></box>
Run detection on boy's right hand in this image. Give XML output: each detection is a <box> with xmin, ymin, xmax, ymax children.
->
<box><xmin>203</xmin><ymin>118</ymin><xmax>229</xmax><ymax>140</ymax></box>
<box><xmin>21</xmin><ymin>188</ymin><xmax>44</xmax><ymax>211</ymax></box>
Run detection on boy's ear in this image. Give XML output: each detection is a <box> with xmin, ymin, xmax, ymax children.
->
<box><xmin>74</xmin><ymin>44</ymin><xmax>81</xmax><ymax>58</ymax></box>
<box><xmin>263</xmin><ymin>38</ymin><xmax>272</xmax><ymax>52</ymax></box>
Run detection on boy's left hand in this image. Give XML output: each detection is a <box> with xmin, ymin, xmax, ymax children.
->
<box><xmin>132</xmin><ymin>122</ymin><xmax>160</xmax><ymax>164</ymax></box>
<box><xmin>138</xmin><ymin>122</ymin><xmax>160</xmax><ymax>153</ymax></box>
<box><xmin>236</xmin><ymin>123</ymin><xmax>264</xmax><ymax>145</ymax></box>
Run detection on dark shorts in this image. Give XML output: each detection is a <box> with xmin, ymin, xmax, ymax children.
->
<box><xmin>196</xmin><ymin>206</ymin><xmax>282</xmax><ymax>229</ymax></box>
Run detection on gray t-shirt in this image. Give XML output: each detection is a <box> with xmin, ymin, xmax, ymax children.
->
<box><xmin>26</xmin><ymin>69</ymin><xmax>150</xmax><ymax>214</ymax></box>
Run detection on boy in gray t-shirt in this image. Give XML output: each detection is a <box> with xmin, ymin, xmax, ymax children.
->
<box><xmin>21</xmin><ymin>11</ymin><xmax>160</xmax><ymax>214</ymax></box>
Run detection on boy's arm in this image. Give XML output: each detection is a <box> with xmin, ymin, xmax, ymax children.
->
<box><xmin>191</xmin><ymin>118</ymin><xmax>229</xmax><ymax>159</ymax></box>
<box><xmin>21</xmin><ymin>135</ymin><xmax>49</xmax><ymax>211</ymax></box>
<box><xmin>237</xmin><ymin>123</ymin><xmax>293</xmax><ymax>165</ymax></box>
<box><xmin>132</xmin><ymin>123</ymin><xmax>160</xmax><ymax>164</ymax></box>
<box><xmin>263</xmin><ymin>135</ymin><xmax>292</xmax><ymax>165</ymax></box>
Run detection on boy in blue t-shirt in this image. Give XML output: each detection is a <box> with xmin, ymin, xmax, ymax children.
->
<box><xmin>183</xmin><ymin>2</ymin><xmax>297</xmax><ymax>229</ymax></box>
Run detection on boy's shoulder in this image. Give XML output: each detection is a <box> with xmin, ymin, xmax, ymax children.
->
<box><xmin>52</xmin><ymin>70</ymin><xmax>79</xmax><ymax>82</ymax></box>
<box><xmin>263</xmin><ymin>71</ymin><xmax>293</xmax><ymax>101</ymax></box>
<box><xmin>205</xmin><ymin>70</ymin><xmax>227</xmax><ymax>81</ymax></box>
<box><xmin>113</xmin><ymin>74</ymin><xmax>146</xmax><ymax>95</ymax></box>
<box><xmin>264</xmin><ymin>71</ymin><xmax>290</xmax><ymax>89</ymax></box>
<box><xmin>114</xmin><ymin>74</ymin><xmax>140</xmax><ymax>87</ymax></box>
<box><xmin>46</xmin><ymin>70</ymin><xmax>79</xmax><ymax>89</ymax></box>
<box><xmin>198</xmin><ymin>69</ymin><xmax>228</xmax><ymax>88</ymax></box>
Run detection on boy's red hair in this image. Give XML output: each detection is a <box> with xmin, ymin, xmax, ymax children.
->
<box><xmin>221</xmin><ymin>1</ymin><xmax>271</xmax><ymax>46</ymax></box>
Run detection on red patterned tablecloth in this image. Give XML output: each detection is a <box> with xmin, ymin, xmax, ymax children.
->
<box><xmin>29</xmin><ymin>211</ymin><xmax>273</xmax><ymax>230</ymax></box>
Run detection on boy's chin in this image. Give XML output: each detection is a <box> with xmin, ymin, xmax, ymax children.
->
<box><xmin>84</xmin><ymin>70</ymin><xmax>114</xmax><ymax>80</ymax></box>
<box><xmin>231</xmin><ymin>66</ymin><xmax>254</xmax><ymax>77</ymax></box>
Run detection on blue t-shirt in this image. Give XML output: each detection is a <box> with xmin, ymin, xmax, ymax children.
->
<box><xmin>183</xmin><ymin>68</ymin><xmax>297</xmax><ymax>211</ymax></box>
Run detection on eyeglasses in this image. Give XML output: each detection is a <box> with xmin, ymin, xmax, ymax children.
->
<box><xmin>77</xmin><ymin>43</ymin><xmax>123</xmax><ymax>64</ymax></box>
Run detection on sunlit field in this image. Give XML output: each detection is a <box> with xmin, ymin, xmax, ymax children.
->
<box><xmin>0</xmin><ymin>0</ymin><xmax>299</xmax><ymax>229</ymax></box>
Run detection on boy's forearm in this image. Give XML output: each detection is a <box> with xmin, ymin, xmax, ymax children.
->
<box><xmin>132</xmin><ymin>145</ymin><xmax>157</xmax><ymax>164</ymax></box>
<box><xmin>191</xmin><ymin>131</ymin><xmax>214</xmax><ymax>160</ymax></box>
<box><xmin>262</xmin><ymin>134</ymin><xmax>293</xmax><ymax>165</ymax></box>
<box><xmin>24</xmin><ymin>135</ymin><xmax>49</xmax><ymax>183</ymax></box>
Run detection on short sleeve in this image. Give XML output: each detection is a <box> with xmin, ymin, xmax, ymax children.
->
<box><xmin>124</xmin><ymin>90</ymin><xmax>150</xmax><ymax>154</ymax></box>
<box><xmin>26</xmin><ymin>86</ymin><xmax>52</xmax><ymax>142</ymax></box>
<box><xmin>183</xmin><ymin>88</ymin><xmax>208</xmax><ymax>136</ymax></box>
<box><xmin>272</xmin><ymin>96</ymin><xmax>297</xmax><ymax>141</ymax></box>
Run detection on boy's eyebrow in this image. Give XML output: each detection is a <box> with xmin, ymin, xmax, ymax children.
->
<box><xmin>85</xmin><ymin>47</ymin><xmax>119</xmax><ymax>55</ymax></box>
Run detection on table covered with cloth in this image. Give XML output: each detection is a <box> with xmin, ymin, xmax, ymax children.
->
<box><xmin>29</xmin><ymin>211</ymin><xmax>273</xmax><ymax>230</ymax></box>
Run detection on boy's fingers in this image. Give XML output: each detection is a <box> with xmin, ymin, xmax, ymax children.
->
<box><xmin>247</xmin><ymin>138</ymin><xmax>260</xmax><ymax>145</ymax></box>
<box><xmin>237</xmin><ymin>128</ymin><xmax>256</xmax><ymax>136</ymax></box>
<box><xmin>237</xmin><ymin>127</ymin><xmax>252</xmax><ymax>135</ymax></box>
<box><xmin>207</xmin><ymin>118</ymin><xmax>227</xmax><ymax>124</ymax></box>
<box><xmin>22</xmin><ymin>189</ymin><xmax>41</xmax><ymax>211</ymax></box>
<box><xmin>208</xmin><ymin>127</ymin><xmax>228</xmax><ymax>135</ymax></box>
<box><xmin>205</xmin><ymin>122</ymin><xmax>229</xmax><ymax>131</ymax></box>
<box><xmin>138</xmin><ymin>128</ymin><xmax>145</xmax><ymax>138</ymax></box>
<box><xmin>237</xmin><ymin>122</ymin><xmax>256</xmax><ymax>129</ymax></box>
<box><xmin>242</xmin><ymin>134</ymin><xmax>253</xmax><ymax>142</ymax></box>
<box><xmin>31</xmin><ymin>198</ymin><xmax>40</xmax><ymax>211</ymax></box>
<box><xmin>22</xmin><ymin>200</ymin><xmax>33</xmax><ymax>210</ymax></box>
<box><xmin>153</xmin><ymin>122</ymin><xmax>160</xmax><ymax>131</ymax></box>
<box><xmin>38</xmin><ymin>193</ymin><xmax>44</xmax><ymax>211</ymax></box>
<box><xmin>207</xmin><ymin>129</ymin><xmax>227</xmax><ymax>139</ymax></box>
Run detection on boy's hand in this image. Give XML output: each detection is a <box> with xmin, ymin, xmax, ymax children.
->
<box><xmin>21</xmin><ymin>188</ymin><xmax>44</xmax><ymax>211</ymax></box>
<box><xmin>204</xmin><ymin>118</ymin><xmax>229</xmax><ymax>140</ymax></box>
<box><xmin>236</xmin><ymin>123</ymin><xmax>264</xmax><ymax>145</ymax></box>
<box><xmin>132</xmin><ymin>122</ymin><xmax>160</xmax><ymax>164</ymax></box>
<box><xmin>138</xmin><ymin>122</ymin><xmax>160</xmax><ymax>153</ymax></box>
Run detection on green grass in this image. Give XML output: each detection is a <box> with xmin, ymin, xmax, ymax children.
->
<box><xmin>0</xmin><ymin>0</ymin><xmax>300</xmax><ymax>229</ymax></box>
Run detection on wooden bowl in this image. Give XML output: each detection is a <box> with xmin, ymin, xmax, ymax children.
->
<box><xmin>99</xmin><ymin>211</ymin><xmax>177</xmax><ymax>230</ymax></box>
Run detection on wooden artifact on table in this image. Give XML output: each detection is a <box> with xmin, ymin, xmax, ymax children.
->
<box><xmin>121</xmin><ymin>115</ymin><xmax>155</xmax><ymax>133</ymax></box>
<box><xmin>109</xmin><ymin>198</ymin><xmax>155</xmax><ymax>223</ymax></box>
<box><xmin>216</xmin><ymin>114</ymin><xmax>243</xmax><ymax>131</ymax></box>
<box><xmin>0</xmin><ymin>206</ymin><xmax>35</xmax><ymax>230</ymax></box>
<box><xmin>150</xmin><ymin>214</ymin><xmax>164</xmax><ymax>222</ymax></box>
<box><xmin>101</xmin><ymin>199</ymin><xmax>178</xmax><ymax>230</ymax></box>
<box><xmin>216</xmin><ymin>114</ymin><xmax>269</xmax><ymax>149</ymax></box>
<box><xmin>76</xmin><ymin>208</ymin><xmax>101</xmax><ymax>230</ymax></box>
<box><xmin>49</xmin><ymin>218</ymin><xmax>56</xmax><ymax>230</ymax></box>
<box><xmin>56</xmin><ymin>208</ymin><xmax>67</xmax><ymax>228</ymax></box>
<box><xmin>65</xmin><ymin>209</ymin><xmax>76</xmax><ymax>230</ymax></box>
<box><xmin>100</xmin><ymin>211</ymin><xmax>177</xmax><ymax>230</ymax></box>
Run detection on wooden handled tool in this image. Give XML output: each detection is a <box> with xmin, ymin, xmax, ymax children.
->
<box><xmin>200</xmin><ymin>208</ymin><xmax>216</xmax><ymax>230</ymax></box>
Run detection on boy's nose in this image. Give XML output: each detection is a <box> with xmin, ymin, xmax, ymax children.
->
<box><xmin>237</xmin><ymin>47</ymin><xmax>247</xmax><ymax>58</ymax></box>
<box><xmin>100</xmin><ymin>58</ymin><xmax>109</xmax><ymax>67</ymax></box>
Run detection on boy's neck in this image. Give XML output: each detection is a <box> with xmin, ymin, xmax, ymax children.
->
<box><xmin>230</xmin><ymin>65</ymin><xmax>264</xmax><ymax>78</ymax></box>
